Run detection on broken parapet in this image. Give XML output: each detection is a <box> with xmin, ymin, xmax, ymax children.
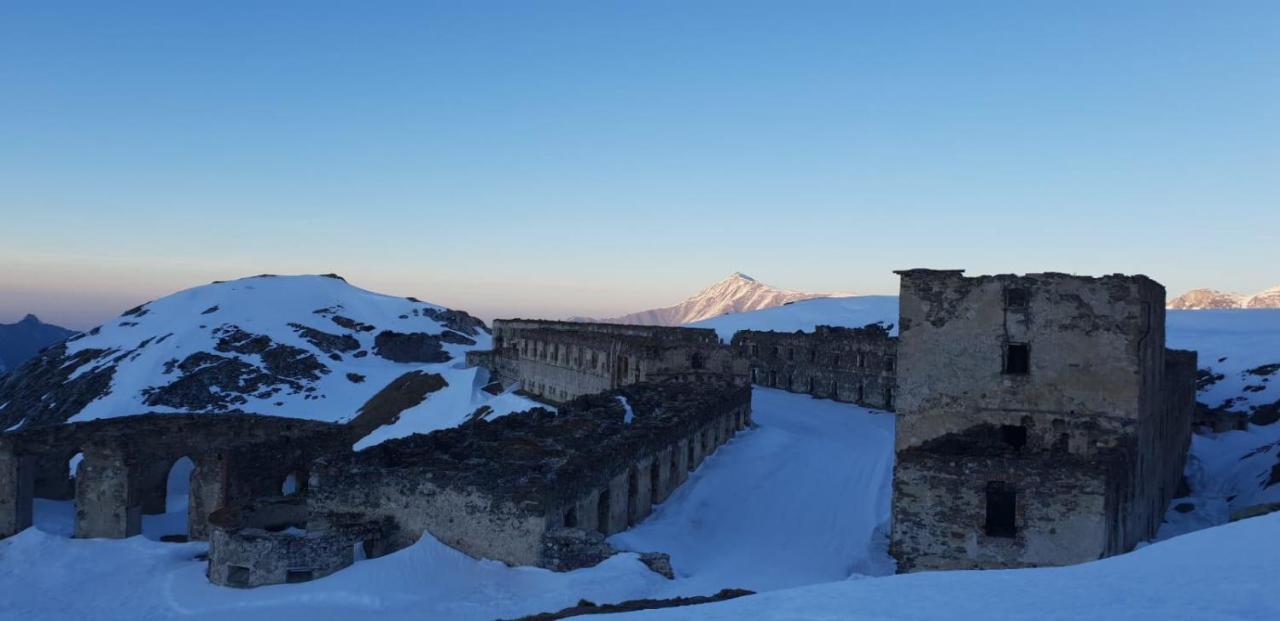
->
<box><xmin>305</xmin><ymin>381</ymin><xmax>752</xmax><ymax>573</ymax></box>
<box><xmin>731</xmin><ymin>324</ymin><xmax>897</xmax><ymax>409</ymax></box>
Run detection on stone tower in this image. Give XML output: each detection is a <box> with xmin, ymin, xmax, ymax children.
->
<box><xmin>889</xmin><ymin>269</ymin><xmax>1195</xmax><ymax>572</ymax></box>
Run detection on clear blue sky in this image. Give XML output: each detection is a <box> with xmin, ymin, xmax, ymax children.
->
<box><xmin>2</xmin><ymin>1</ymin><xmax>1276</xmax><ymax>329</ymax></box>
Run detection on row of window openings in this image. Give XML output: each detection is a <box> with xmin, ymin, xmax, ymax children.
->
<box><xmin>564</xmin><ymin>415</ymin><xmax>741</xmax><ymax>533</ymax></box>
<box><xmin>753</xmin><ymin>370</ymin><xmax>893</xmax><ymax>406</ymax></box>
<box><xmin>748</xmin><ymin>345</ymin><xmax>896</xmax><ymax>371</ymax></box>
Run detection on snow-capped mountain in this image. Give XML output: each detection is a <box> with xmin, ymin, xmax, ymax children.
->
<box><xmin>583</xmin><ymin>272</ymin><xmax>855</xmax><ymax>327</ymax></box>
<box><xmin>1168</xmin><ymin>286</ymin><xmax>1280</xmax><ymax>309</ymax></box>
<box><xmin>0</xmin><ymin>314</ymin><xmax>76</xmax><ymax>376</ymax></box>
<box><xmin>0</xmin><ymin>274</ymin><xmax>535</xmax><ymax>438</ymax></box>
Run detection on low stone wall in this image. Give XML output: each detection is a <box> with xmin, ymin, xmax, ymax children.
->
<box><xmin>206</xmin><ymin>496</ymin><xmax>382</xmax><ymax>588</ymax></box>
<box><xmin>306</xmin><ymin>382</ymin><xmax>752</xmax><ymax>573</ymax></box>
<box><xmin>0</xmin><ymin>413</ymin><xmax>351</xmax><ymax>540</ymax></box>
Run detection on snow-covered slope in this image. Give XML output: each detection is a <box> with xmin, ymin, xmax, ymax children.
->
<box><xmin>688</xmin><ymin>295</ymin><xmax>898</xmax><ymax>341</ymax></box>
<box><xmin>614</xmin><ymin>512</ymin><xmax>1280</xmax><ymax>620</ymax></box>
<box><xmin>585</xmin><ymin>273</ymin><xmax>855</xmax><ymax>327</ymax></box>
<box><xmin>1169</xmin><ymin>286</ymin><xmax>1280</xmax><ymax>309</ymax></box>
<box><xmin>0</xmin><ymin>274</ymin><xmax>536</xmax><ymax>438</ymax></box>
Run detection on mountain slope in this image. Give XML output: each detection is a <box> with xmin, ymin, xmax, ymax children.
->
<box><xmin>0</xmin><ymin>274</ymin><xmax>534</xmax><ymax>436</ymax></box>
<box><xmin>0</xmin><ymin>314</ymin><xmax>76</xmax><ymax>375</ymax></box>
<box><xmin>1169</xmin><ymin>286</ymin><xmax>1280</xmax><ymax>309</ymax></box>
<box><xmin>587</xmin><ymin>273</ymin><xmax>854</xmax><ymax>327</ymax></box>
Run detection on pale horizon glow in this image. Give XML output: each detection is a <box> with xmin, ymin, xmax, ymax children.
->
<box><xmin>2</xmin><ymin>2</ymin><xmax>1277</xmax><ymax>329</ymax></box>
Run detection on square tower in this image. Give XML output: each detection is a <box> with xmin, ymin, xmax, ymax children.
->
<box><xmin>890</xmin><ymin>269</ymin><xmax>1192</xmax><ymax>571</ymax></box>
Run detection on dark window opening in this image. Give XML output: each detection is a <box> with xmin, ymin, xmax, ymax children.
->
<box><xmin>596</xmin><ymin>489</ymin><xmax>611</xmax><ymax>534</ymax></box>
<box><xmin>691</xmin><ymin>352</ymin><xmax>705</xmax><ymax>370</ymax></box>
<box><xmin>650</xmin><ymin>460</ymin><xmax>660</xmax><ymax>503</ymax></box>
<box><xmin>856</xmin><ymin>383</ymin><xmax>865</xmax><ymax>403</ymax></box>
<box><xmin>564</xmin><ymin>506</ymin><xmax>578</xmax><ymax>528</ymax></box>
<box><xmin>1001</xmin><ymin>425</ymin><xmax>1027</xmax><ymax>449</ymax></box>
<box><xmin>1004</xmin><ymin>343</ymin><xmax>1030</xmax><ymax>375</ymax></box>
<box><xmin>1005</xmin><ymin>287</ymin><xmax>1030</xmax><ymax>308</ymax></box>
<box><xmin>833</xmin><ymin>354</ymin><xmax>841</xmax><ymax>367</ymax></box>
<box><xmin>627</xmin><ymin>469</ymin><xmax>639</xmax><ymax>524</ymax></box>
<box><xmin>750</xmin><ymin>367</ymin><xmax>758</xmax><ymax>383</ymax></box>
<box><xmin>226</xmin><ymin>565</ymin><xmax>250</xmax><ymax>587</ymax></box>
<box><xmin>787</xmin><ymin>348</ymin><xmax>794</xmax><ymax>361</ymax></box>
<box><xmin>883</xmin><ymin>388</ymin><xmax>894</xmax><ymax>409</ymax></box>
<box><xmin>286</xmin><ymin>569</ymin><xmax>314</xmax><ymax>583</ymax></box>
<box><xmin>831</xmin><ymin>381</ymin><xmax>838</xmax><ymax>399</ymax></box>
<box><xmin>687</xmin><ymin>442</ymin><xmax>695</xmax><ymax>471</ymax></box>
<box><xmin>809</xmin><ymin>349</ymin><xmax>817</xmax><ymax>362</ymax></box>
<box><xmin>770</xmin><ymin>346</ymin><xmax>779</xmax><ymax>359</ymax></box>
<box><xmin>769</xmin><ymin>370</ymin><xmax>777</xmax><ymax>387</ymax></box>
<box><xmin>807</xmin><ymin>377</ymin><xmax>815</xmax><ymax>393</ymax></box>
<box><xmin>985</xmin><ymin>481</ymin><xmax>1017</xmax><ymax>538</ymax></box>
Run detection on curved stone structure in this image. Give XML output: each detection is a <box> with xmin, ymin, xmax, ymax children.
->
<box><xmin>0</xmin><ymin>413</ymin><xmax>351</xmax><ymax>540</ymax></box>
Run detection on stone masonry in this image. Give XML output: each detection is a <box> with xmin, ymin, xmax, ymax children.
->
<box><xmin>206</xmin><ymin>382</ymin><xmax>752</xmax><ymax>587</ymax></box>
<box><xmin>467</xmin><ymin>320</ymin><xmax>747</xmax><ymax>403</ymax></box>
<box><xmin>889</xmin><ymin>269</ymin><xmax>1195</xmax><ymax>572</ymax></box>
<box><xmin>731</xmin><ymin>324</ymin><xmax>897</xmax><ymax>410</ymax></box>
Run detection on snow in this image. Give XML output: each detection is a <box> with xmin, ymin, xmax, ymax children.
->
<box><xmin>1</xmin><ymin>388</ymin><xmax>896</xmax><ymax>620</ymax></box>
<box><xmin>35</xmin><ymin>274</ymin><xmax>541</xmax><ymax>447</ymax></box>
<box><xmin>688</xmin><ymin>295</ymin><xmax>898</xmax><ymax>341</ymax></box>
<box><xmin>4</xmin><ymin>289</ymin><xmax>1279</xmax><ymax>620</ymax></box>
<box><xmin>613</xmin><ymin>513</ymin><xmax>1280</xmax><ymax>620</ymax></box>
<box><xmin>618</xmin><ymin>395</ymin><xmax>635</xmax><ymax>424</ymax></box>
<box><xmin>610</xmin><ymin>388</ymin><xmax>895</xmax><ymax>591</ymax></box>
<box><xmin>596</xmin><ymin>273</ymin><xmax>858</xmax><ymax>327</ymax></box>
<box><xmin>1167</xmin><ymin>309</ymin><xmax>1280</xmax><ymax>412</ymax></box>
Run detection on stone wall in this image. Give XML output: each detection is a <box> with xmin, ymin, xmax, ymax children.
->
<box><xmin>468</xmin><ymin>319</ymin><xmax>747</xmax><ymax>404</ymax></box>
<box><xmin>297</xmin><ymin>382</ymin><xmax>751</xmax><ymax>577</ymax></box>
<box><xmin>0</xmin><ymin>413</ymin><xmax>350</xmax><ymax>540</ymax></box>
<box><xmin>889</xmin><ymin>269</ymin><xmax>1194</xmax><ymax>571</ymax></box>
<box><xmin>730</xmin><ymin>325</ymin><xmax>897</xmax><ymax>409</ymax></box>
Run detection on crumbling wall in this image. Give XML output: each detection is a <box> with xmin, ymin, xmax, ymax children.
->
<box><xmin>471</xmin><ymin>320</ymin><xmax>746</xmax><ymax>404</ymax></box>
<box><xmin>0</xmin><ymin>414</ymin><xmax>350</xmax><ymax>540</ymax></box>
<box><xmin>889</xmin><ymin>269</ymin><xmax>1192</xmax><ymax>572</ymax></box>
<box><xmin>305</xmin><ymin>383</ymin><xmax>751</xmax><ymax>574</ymax></box>
<box><xmin>731</xmin><ymin>325</ymin><xmax>896</xmax><ymax>410</ymax></box>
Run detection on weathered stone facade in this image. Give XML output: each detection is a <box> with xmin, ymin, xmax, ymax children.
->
<box><xmin>730</xmin><ymin>325</ymin><xmax>897</xmax><ymax>410</ymax></box>
<box><xmin>0</xmin><ymin>414</ymin><xmax>350</xmax><ymax>540</ymax></box>
<box><xmin>889</xmin><ymin>269</ymin><xmax>1195</xmax><ymax>572</ymax></box>
<box><xmin>466</xmin><ymin>320</ymin><xmax>747</xmax><ymax>403</ymax></box>
<box><xmin>206</xmin><ymin>382</ymin><xmax>752</xmax><ymax>587</ymax></box>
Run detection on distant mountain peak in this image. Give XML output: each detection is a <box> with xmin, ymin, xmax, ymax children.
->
<box><xmin>1169</xmin><ymin>286</ymin><xmax>1280</xmax><ymax>310</ymax></box>
<box><xmin>582</xmin><ymin>274</ymin><xmax>855</xmax><ymax>327</ymax></box>
<box><xmin>19</xmin><ymin>314</ymin><xmax>40</xmax><ymax>324</ymax></box>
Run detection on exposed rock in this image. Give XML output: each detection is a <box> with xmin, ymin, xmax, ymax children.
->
<box><xmin>0</xmin><ymin>344</ymin><xmax>116</xmax><ymax>429</ymax></box>
<box><xmin>638</xmin><ymin>552</ymin><xmax>675</xmax><ymax>579</ymax></box>
<box><xmin>288</xmin><ymin>323</ymin><xmax>360</xmax><ymax>355</ymax></box>
<box><xmin>330</xmin><ymin>315</ymin><xmax>376</xmax><ymax>333</ymax></box>
<box><xmin>346</xmin><ymin>373</ymin><xmax>366</xmax><ymax>384</ymax></box>
<box><xmin>372</xmin><ymin>331</ymin><xmax>452</xmax><ymax>364</ymax></box>
<box><xmin>346</xmin><ymin>371</ymin><xmax>448</xmax><ymax>438</ymax></box>
<box><xmin>508</xmin><ymin>589</ymin><xmax>754</xmax><ymax>620</ymax></box>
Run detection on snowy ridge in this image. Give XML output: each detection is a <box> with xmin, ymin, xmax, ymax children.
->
<box><xmin>0</xmin><ymin>274</ymin><xmax>539</xmax><ymax>439</ymax></box>
<box><xmin>583</xmin><ymin>273</ymin><xmax>856</xmax><ymax>327</ymax></box>
<box><xmin>1169</xmin><ymin>285</ymin><xmax>1280</xmax><ymax>309</ymax></box>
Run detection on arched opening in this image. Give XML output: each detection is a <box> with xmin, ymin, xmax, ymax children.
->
<box><xmin>281</xmin><ymin>471</ymin><xmax>304</xmax><ymax>496</ymax></box>
<box><xmin>32</xmin><ymin>450</ymin><xmax>82</xmax><ymax>537</ymax></box>
<box><xmin>649</xmin><ymin>459</ymin><xmax>661</xmax><ymax>505</ymax></box>
<box><xmin>596</xmin><ymin>488</ymin><xmax>611</xmax><ymax>535</ymax></box>
<box><xmin>563</xmin><ymin>506</ymin><xmax>578</xmax><ymax>528</ymax></box>
<box><xmin>144</xmin><ymin>456</ymin><xmax>195</xmax><ymax>541</ymax></box>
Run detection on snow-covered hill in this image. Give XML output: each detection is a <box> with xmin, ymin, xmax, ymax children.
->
<box><xmin>583</xmin><ymin>273</ymin><xmax>855</xmax><ymax>327</ymax></box>
<box><xmin>0</xmin><ymin>274</ymin><xmax>536</xmax><ymax>441</ymax></box>
<box><xmin>1169</xmin><ymin>286</ymin><xmax>1280</xmax><ymax>309</ymax></box>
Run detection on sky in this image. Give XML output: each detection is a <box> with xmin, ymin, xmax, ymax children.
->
<box><xmin>1</xmin><ymin>1</ymin><xmax>1277</xmax><ymax>329</ymax></box>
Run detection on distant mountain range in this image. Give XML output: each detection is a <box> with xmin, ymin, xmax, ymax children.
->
<box><xmin>1167</xmin><ymin>286</ymin><xmax>1280</xmax><ymax>310</ymax></box>
<box><xmin>0</xmin><ymin>314</ymin><xmax>76</xmax><ymax>375</ymax></box>
<box><xmin>575</xmin><ymin>272</ymin><xmax>856</xmax><ymax>327</ymax></box>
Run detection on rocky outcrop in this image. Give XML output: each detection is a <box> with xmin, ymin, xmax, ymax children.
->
<box><xmin>372</xmin><ymin>331</ymin><xmax>453</xmax><ymax>364</ymax></box>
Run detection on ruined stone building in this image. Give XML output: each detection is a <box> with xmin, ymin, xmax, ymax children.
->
<box><xmin>0</xmin><ymin>414</ymin><xmax>348</xmax><ymax>541</ymax></box>
<box><xmin>467</xmin><ymin>319</ymin><xmax>747</xmax><ymax>403</ymax></box>
<box><xmin>731</xmin><ymin>325</ymin><xmax>897</xmax><ymax>410</ymax></box>
<box><xmin>207</xmin><ymin>382</ymin><xmax>751</xmax><ymax>587</ymax></box>
<box><xmin>890</xmin><ymin>269</ymin><xmax>1196</xmax><ymax>572</ymax></box>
